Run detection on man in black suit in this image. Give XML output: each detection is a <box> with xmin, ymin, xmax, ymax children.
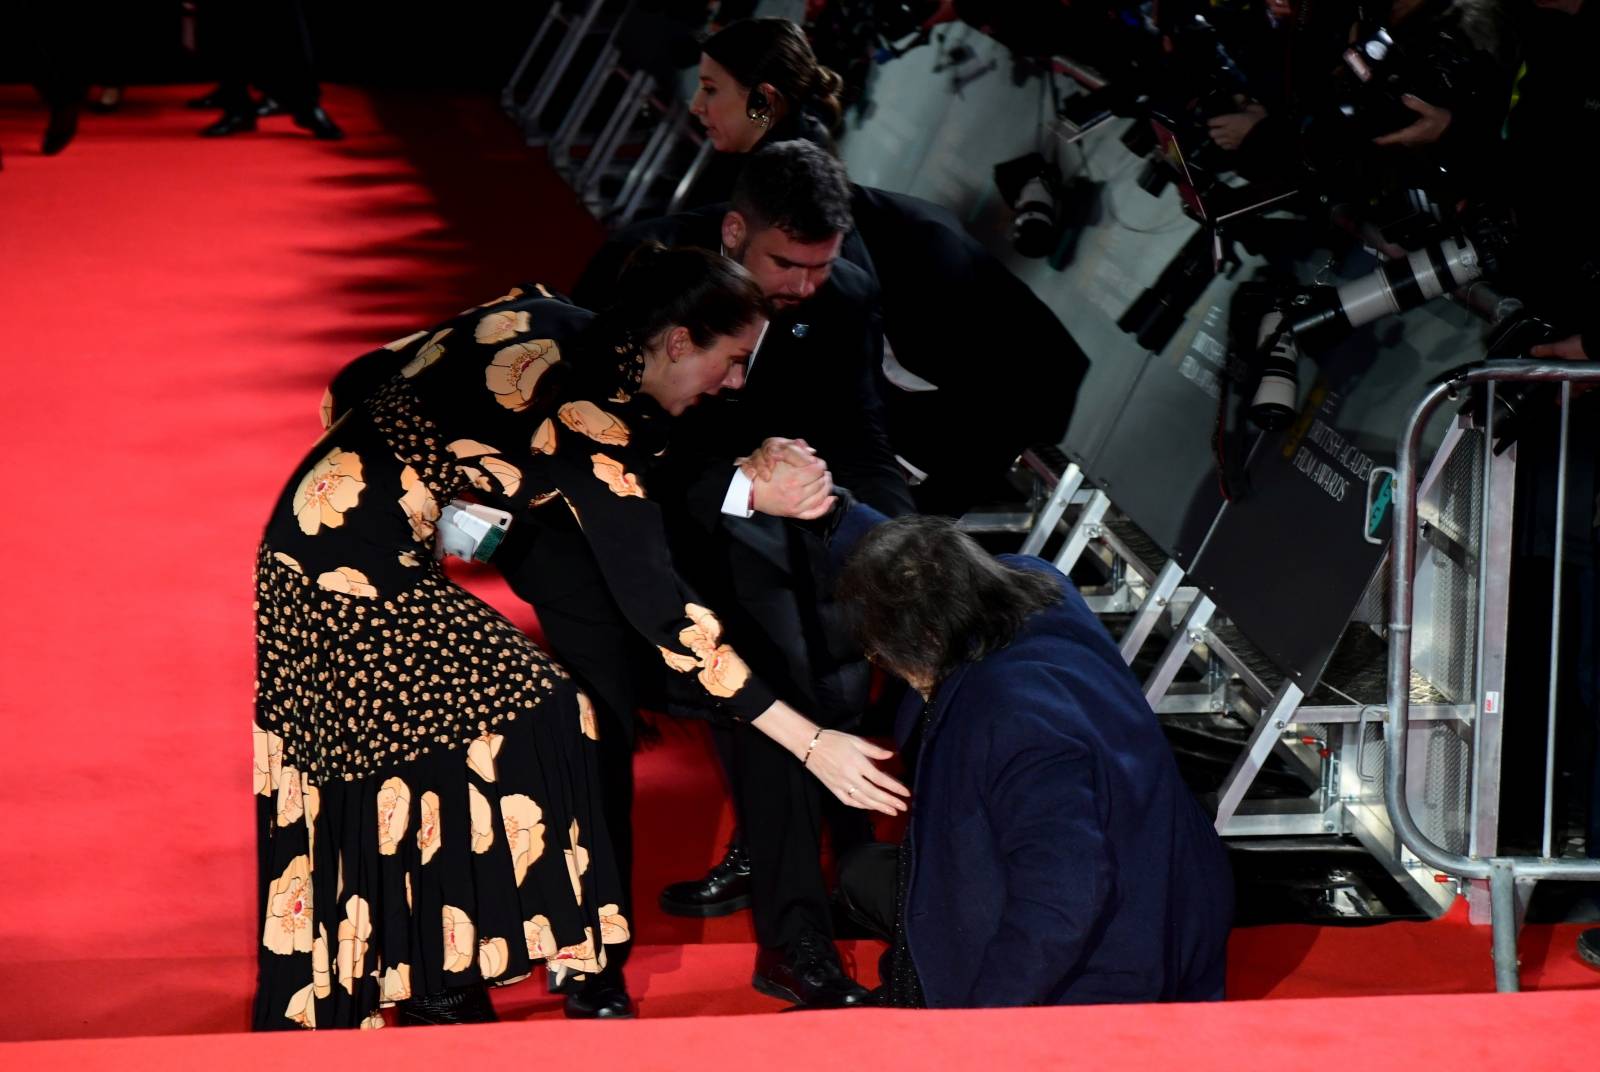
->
<box><xmin>842</xmin><ymin>185</ymin><xmax>1089</xmax><ymax>517</ymax></box>
<box><xmin>501</xmin><ymin>142</ymin><xmax>912</xmax><ymax>1011</ymax></box>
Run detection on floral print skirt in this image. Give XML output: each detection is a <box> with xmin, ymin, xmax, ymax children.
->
<box><xmin>252</xmin><ymin>545</ymin><xmax>628</xmax><ymax>1030</ymax></box>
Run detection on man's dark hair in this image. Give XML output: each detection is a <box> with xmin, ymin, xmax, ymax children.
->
<box><xmin>837</xmin><ymin>515</ymin><xmax>1063</xmax><ymax>688</ymax></box>
<box><xmin>731</xmin><ymin>140</ymin><xmax>854</xmax><ymax>243</ymax></box>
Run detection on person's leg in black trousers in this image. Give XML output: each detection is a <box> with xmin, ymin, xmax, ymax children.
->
<box><xmin>494</xmin><ymin>514</ymin><xmax>637</xmax><ymax>1018</ymax></box>
<box><xmin>734</xmin><ymin>723</ymin><xmax>831</xmax><ymax>951</ymax></box>
<box><xmin>200</xmin><ymin>0</ymin><xmax>342</xmax><ymax>138</ymax></box>
<box><xmin>22</xmin><ymin>5</ymin><xmax>85</xmax><ymax>155</ymax></box>
<box><xmin>836</xmin><ymin>842</ymin><xmax>899</xmax><ymax>940</ymax></box>
<box><xmin>714</xmin><ymin>517</ymin><xmax>871</xmax><ymax>1006</ymax></box>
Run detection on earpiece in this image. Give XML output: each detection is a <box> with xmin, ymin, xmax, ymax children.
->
<box><xmin>747</xmin><ymin>89</ymin><xmax>771</xmax><ymax>127</ymax></box>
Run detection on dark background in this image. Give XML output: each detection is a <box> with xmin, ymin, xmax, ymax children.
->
<box><xmin>0</xmin><ymin>3</ymin><xmax>548</xmax><ymax>90</ymax></box>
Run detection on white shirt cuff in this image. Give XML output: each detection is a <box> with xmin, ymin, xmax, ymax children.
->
<box><xmin>721</xmin><ymin>468</ymin><xmax>755</xmax><ymax>518</ymax></box>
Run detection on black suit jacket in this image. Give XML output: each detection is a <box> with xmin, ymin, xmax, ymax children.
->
<box><xmin>842</xmin><ymin>185</ymin><xmax>1087</xmax><ymax>447</ymax></box>
<box><xmin>575</xmin><ymin>204</ymin><xmax>914</xmax><ymax>520</ymax></box>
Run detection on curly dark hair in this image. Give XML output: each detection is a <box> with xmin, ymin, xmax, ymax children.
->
<box><xmin>837</xmin><ymin>515</ymin><xmax>1063</xmax><ymax>688</ymax></box>
<box><xmin>731</xmin><ymin>140</ymin><xmax>854</xmax><ymax>244</ymax></box>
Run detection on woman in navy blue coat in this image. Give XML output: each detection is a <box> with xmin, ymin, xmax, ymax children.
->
<box><xmin>828</xmin><ymin>503</ymin><xmax>1233</xmax><ymax>1008</ymax></box>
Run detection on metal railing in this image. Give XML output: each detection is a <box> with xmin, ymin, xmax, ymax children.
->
<box><xmin>1387</xmin><ymin>359</ymin><xmax>1600</xmax><ymax>991</ymax></box>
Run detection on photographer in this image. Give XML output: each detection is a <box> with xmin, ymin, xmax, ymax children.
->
<box><xmin>1492</xmin><ymin>0</ymin><xmax>1600</xmax><ymax>968</ymax></box>
<box><xmin>1324</xmin><ymin>0</ymin><xmax>1509</xmax><ymax>193</ymax></box>
<box><xmin>1205</xmin><ymin>0</ymin><xmax>1509</xmax><ymax>200</ymax></box>
<box><xmin>1203</xmin><ymin>0</ymin><xmax>1355</xmax><ymax>177</ymax></box>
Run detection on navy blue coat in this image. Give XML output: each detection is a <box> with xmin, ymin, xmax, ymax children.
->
<box><xmin>833</xmin><ymin>505</ymin><xmax>1233</xmax><ymax>1007</ymax></box>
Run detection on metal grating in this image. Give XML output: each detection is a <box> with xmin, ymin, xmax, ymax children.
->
<box><xmin>1103</xmin><ymin>515</ymin><xmax>1172</xmax><ymax>571</ymax></box>
<box><xmin>1418</xmin><ymin>722</ymin><xmax>1472</xmax><ymax>856</ymax></box>
<box><xmin>1430</xmin><ymin>429</ymin><xmax>1484</xmax><ymax>704</ymax></box>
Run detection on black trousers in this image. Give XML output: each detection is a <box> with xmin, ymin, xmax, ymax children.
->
<box><xmin>204</xmin><ymin>0</ymin><xmax>321</xmax><ymax>114</ymax></box>
<box><xmin>836</xmin><ymin>842</ymin><xmax>898</xmax><ymax>940</ymax></box>
<box><xmin>693</xmin><ymin>513</ymin><xmax>873</xmax><ymax>951</ymax></box>
<box><xmin>495</xmin><ymin>512</ymin><xmax>636</xmax><ymax>977</ymax></box>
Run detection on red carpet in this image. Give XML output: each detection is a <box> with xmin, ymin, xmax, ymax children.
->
<box><xmin>1</xmin><ymin>84</ymin><xmax>1597</xmax><ymax>1054</ymax></box>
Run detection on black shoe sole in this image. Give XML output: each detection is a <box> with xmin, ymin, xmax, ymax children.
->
<box><xmin>751</xmin><ymin>971</ymin><xmax>804</xmax><ymax>1006</ymax></box>
<box><xmin>563</xmin><ymin>1007</ymin><xmax>637</xmax><ymax>1019</ymax></box>
<box><xmin>658</xmin><ymin>892</ymin><xmax>752</xmax><ymax>918</ymax></box>
<box><xmin>563</xmin><ymin>998</ymin><xmax>636</xmax><ymax>1019</ymax></box>
<box><xmin>1579</xmin><ymin>937</ymin><xmax>1600</xmax><ymax>971</ymax></box>
<box><xmin>750</xmin><ymin>972</ymin><xmax>871</xmax><ymax>1009</ymax></box>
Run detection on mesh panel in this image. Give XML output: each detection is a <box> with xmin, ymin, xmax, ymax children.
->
<box><xmin>1429</xmin><ymin>429</ymin><xmax>1484</xmax><ymax>704</ymax></box>
<box><xmin>1351</xmin><ymin>564</ymin><xmax>1389</xmax><ymax>627</ymax></box>
<box><xmin>1417</xmin><ymin>723</ymin><xmax>1471</xmax><ymax>855</ymax></box>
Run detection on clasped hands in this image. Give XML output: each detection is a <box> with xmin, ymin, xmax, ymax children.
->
<box><xmin>738</xmin><ymin>437</ymin><xmax>836</xmax><ymax>520</ymax></box>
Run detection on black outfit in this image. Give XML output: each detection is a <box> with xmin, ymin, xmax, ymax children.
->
<box><xmin>678</xmin><ymin>111</ymin><xmax>836</xmax><ymax>213</ymax></box>
<box><xmin>204</xmin><ymin>0</ymin><xmax>324</xmax><ymax>120</ymax></box>
<box><xmin>841</xmin><ymin>185</ymin><xmax>1088</xmax><ymax>516</ymax></box>
<box><xmin>256</xmin><ymin>289</ymin><xmax>780</xmax><ymax>1029</ymax></box>
<box><xmin>510</xmin><ymin>203</ymin><xmax>912</xmax><ymax>960</ymax></box>
<box><xmin>1295</xmin><ymin>0</ymin><xmax>1509</xmax><ymax>201</ymax></box>
<box><xmin>1494</xmin><ymin>0</ymin><xmax>1600</xmax><ymax>858</ymax></box>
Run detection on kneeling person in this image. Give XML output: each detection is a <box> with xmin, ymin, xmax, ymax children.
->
<box><xmin>830</xmin><ymin>508</ymin><xmax>1233</xmax><ymax>1007</ymax></box>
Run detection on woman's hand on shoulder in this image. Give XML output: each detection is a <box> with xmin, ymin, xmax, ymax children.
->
<box><xmin>806</xmin><ymin>730</ymin><xmax>910</xmax><ymax>816</ymax></box>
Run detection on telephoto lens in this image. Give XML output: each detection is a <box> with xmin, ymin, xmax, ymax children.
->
<box><xmin>1292</xmin><ymin>237</ymin><xmax>1483</xmax><ymax>343</ymax></box>
<box><xmin>1248</xmin><ymin>310</ymin><xmax>1299</xmax><ymax>429</ymax></box>
<box><xmin>1011</xmin><ymin>175</ymin><xmax>1059</xmax><ymax>258</ymax></box>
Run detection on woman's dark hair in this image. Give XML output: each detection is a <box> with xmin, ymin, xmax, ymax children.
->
<box><xmin>837</xmin><ymin>515</ymin><xmax>1063</xmax><ymax>687</ymax></box>
<box><xmin>600</xmin><ymin>242</ymin><xmax>768</xmax><ymax>350</ymax></box>
<box><xmin>701</xmin><ymin>17</ymin><xmax>845</xmax><ymax>130</ymax></box>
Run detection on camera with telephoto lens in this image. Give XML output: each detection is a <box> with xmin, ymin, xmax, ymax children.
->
<box><xmin>1117</xmin><ymin>225</ymin><xmax>1221</xmax><ymax>351</ymax></box>
<box><xmin>1239</xmin><ymin>234</ymin><xmax>1488</xmax><ymax>428</ymax></box>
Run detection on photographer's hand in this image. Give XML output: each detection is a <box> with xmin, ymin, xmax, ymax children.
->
<box><xmin>1373</xmin><ymin>94</ymin><xmax>1452</xmax><ymax>147</ymax></box>
<box><xmin>1530</xmin><ymin>335</ymin><xmax>1590</xmax><ymax>362</ymax></box>
<box><xmin>1207</xmin><ymin>103</ymin><xmax>1266</xmax><ymax>151</ymax></box>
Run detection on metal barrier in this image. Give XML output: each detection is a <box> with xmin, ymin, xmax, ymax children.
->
<box><xmin>1387</xmin><ymin>360</ymin><xmax>1600</xmax><ymax>991</ymax></box>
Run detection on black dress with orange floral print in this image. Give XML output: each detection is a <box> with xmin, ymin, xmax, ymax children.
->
<box><xmin>253</xmin><ymin>288</ymin><xmax>775</xmax><ymax>1030</ymax></box>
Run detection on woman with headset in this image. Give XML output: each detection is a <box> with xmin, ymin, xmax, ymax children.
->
<box><xmin>680</xmin><ymin>17</ymin><xmax>845</xmax><ymax>207</ymax></box>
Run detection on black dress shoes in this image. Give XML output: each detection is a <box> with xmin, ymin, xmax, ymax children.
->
<box><xmin>395</xmin><ymin>984</ymin><xmax>499</xmax><ymax>1026</ymax></box>
<box><xmin>256</xmin><ymin>96</ymin><xmax>285</xmax><ymax>118</ymax></box>
<box><xmin>186</xmin><ymin>86</ymin><xmax>227</xmax><ymax>110</ymax></box>
<box><xmin>753</xmin><ymin>933</ymin><xmax>870</xmax><ymax>1008</ymax></box>
<box><xmin>293</xmin><ymin>106</ymin><xmax>345</xmax><ymax>141</ymax></box>
<box><xmin>659</xmin><ymin>842</ymin><xmax>752</xmax><ymax>918</ymax></box>
<box><xmin>41</xmin><ymin>105</ymin><xmax>78</xmax><ymax>155</ymax></box>
<box><xmin>200</xmin><ymin>111</ymin><xmax>257</xmax><ymax>138</ymax></box>
<box><xmin>563</xmin><ymin>977</ymin><xmax>635</xmax><ymax>1019</ymax></box>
